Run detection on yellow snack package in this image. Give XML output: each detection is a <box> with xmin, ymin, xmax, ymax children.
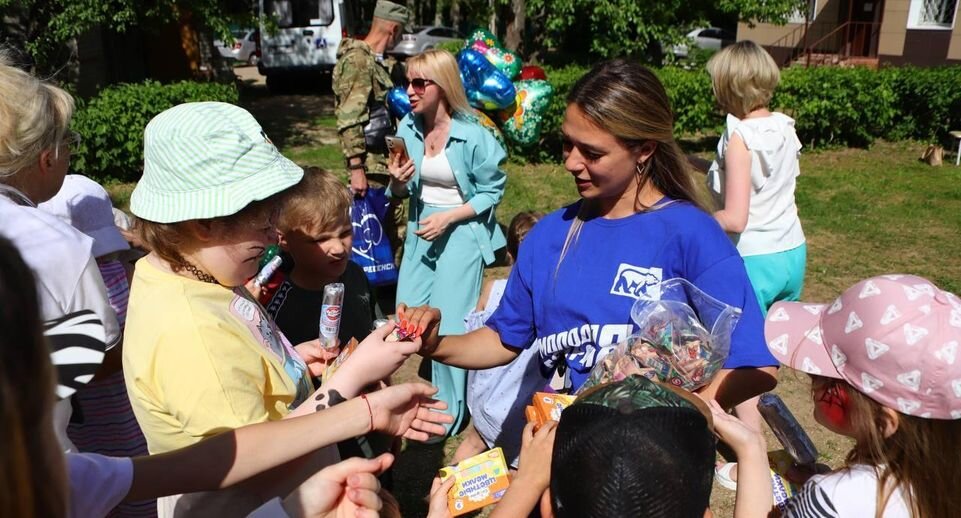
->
<box><xmin>438</xmin><ymin>448</ymin><xmax>511</xmax><ymax>516</ymax></box>
<box><xmin>532</xmin><ymin>392</ymin><xmax>577</xmax><ymax>423</ymax></box>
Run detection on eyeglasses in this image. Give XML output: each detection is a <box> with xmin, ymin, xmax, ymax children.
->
<box><xmin>54</xmin><ymin>131</ymin><xmax>81</xmax><ymax>160</ymax></box>
<box><xmin>61</xmin><ymin>131</ymin><xmax>81</xmax><ymax>149</ymax></box>
<box><xmin>409</xmin><ymin>78</ymin><xmax>436</xmax><ymax>95</ymax></box>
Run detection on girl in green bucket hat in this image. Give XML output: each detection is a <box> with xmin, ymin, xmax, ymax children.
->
<box><xmin>124</xmin><ymin>102</ymin><xmax>443</xmax><ymax>514</ymax></box>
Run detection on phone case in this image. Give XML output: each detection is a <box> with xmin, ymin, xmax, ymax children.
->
<box><xmin>385</xmin><ymin>136</ymin><xmax>408</xmax><ymax>160</ymax></box>
<box><xmin>758</xmin><ymin>393</ymin><xmax>819</xmax><ymax>466</ymax></box>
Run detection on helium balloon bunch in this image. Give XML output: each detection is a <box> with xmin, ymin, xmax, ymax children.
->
<box><xmin>386</xmin><ymin>28</ymin><xmax>553</xmax><ymax>149</ymax></box>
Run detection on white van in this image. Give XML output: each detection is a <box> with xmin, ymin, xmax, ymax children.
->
<box><xmin>257</xmin><ymin>0</ymin><xmax>374</xmax><ymax>91</ymax></box>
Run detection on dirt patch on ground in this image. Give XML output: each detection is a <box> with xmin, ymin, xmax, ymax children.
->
<box><xmin>235</xmin><ymin>66</ymin><xmax>339</xmax><ymax>150</ymax></box>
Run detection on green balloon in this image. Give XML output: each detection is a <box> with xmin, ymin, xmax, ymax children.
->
<box><xmin>501</xmin><ymin>80</ymin><xmax>554</xmax><ymax>146</ymax></box>
<box><xmin>466</xmin><ymin>28</ymin><xmax>500</xmax><ymax>50</ymax></box>
<box><xmin>478</xmin><ymin>45</ymin><xmax>522</xmax><ymax>80</ymax></box>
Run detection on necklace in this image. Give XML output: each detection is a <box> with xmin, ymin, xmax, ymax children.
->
<box><xmin>181</xmin><ymin>262</ymin><xmax>219</xmax><ymax>284</ymax></box>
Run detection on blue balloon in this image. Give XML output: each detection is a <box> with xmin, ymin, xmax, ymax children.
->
<box><xmin>456</xmin><ymin>49</ymin><xmax>516</xmax><ymax>111</ymax></box>
<box><xmin>386</xmin><ymin>86</ymin><xmax>411</xmax><ymax>118</ymax></box>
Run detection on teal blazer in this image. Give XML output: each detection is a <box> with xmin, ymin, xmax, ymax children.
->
<box><xmin>394</xmin><ymin>112</ymin><xmax>507</xmax><ymax>265</ymax></box>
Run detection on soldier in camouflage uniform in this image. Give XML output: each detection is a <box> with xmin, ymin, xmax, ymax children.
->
<box><xmin>333</xmin><ymin>0</ymin><xmax>408</xmax><ymax>197</ymax></box>
<box><xmin>333</xmin><ymin>0</ymin><xmax>409</xmax><ymax>311</ymax></box>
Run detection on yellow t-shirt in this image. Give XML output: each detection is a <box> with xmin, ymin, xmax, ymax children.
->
<box><xmin>123</xmin><ymin>258</ymin><xmax>313</xmax><ymax>454</ymax></box>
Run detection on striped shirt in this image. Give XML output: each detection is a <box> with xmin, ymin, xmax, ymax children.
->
<box><xmin>97</xmin><ymin>259</ymin><xmax>130</xmax><ymax>328</ymax></box>
<box><xmin>784</xmin><ymin>465</ymin><xmax>910</xmax><ymax>518</ymax></box>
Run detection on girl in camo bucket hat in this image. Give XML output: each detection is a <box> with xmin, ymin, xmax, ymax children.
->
<box><xmin>721</xmin><ymin>274</ymin><xmax>961</xmax><ymax>518</ymax></box>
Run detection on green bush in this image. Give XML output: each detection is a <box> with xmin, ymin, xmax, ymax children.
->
<box><xmin>509</xmin><ymin>64</ymin><xmax>961</xmax><ymax>160</ymax></box>
<box><xmin>773</xmin><ymin>67</ymin><xmax>898</xmax><ymax>147</ymax></box>
<box><xmin>71</xmin><ymin>80</ymin><xmax>239</xmax><ymax>182</ymax></box>
<box><xmin>879</xmin><ymin>66</ymin><xmax>961</xmax><ymax>142</ymax></box>
<box><xmin>436</xmin><ymin>40</ymin><xmax>465</xmax><ymax>54</ymax></box>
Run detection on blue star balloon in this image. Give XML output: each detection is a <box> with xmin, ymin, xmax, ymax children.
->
<box><xmin>457</xmin><ymin>49</ymin><xmax>516</xmax><ymax>111</ymax></box>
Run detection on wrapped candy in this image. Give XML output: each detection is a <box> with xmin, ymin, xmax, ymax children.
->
<box><xmin>578</xmin><ymin>278</ymin><xmax>740</xmax><ymax>393</ymax></box>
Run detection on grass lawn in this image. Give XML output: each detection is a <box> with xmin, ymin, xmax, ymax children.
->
<box><xmin>106</xmin><ymin>138</ymin><xmax>961</xmax><ymax>517</ymax></box>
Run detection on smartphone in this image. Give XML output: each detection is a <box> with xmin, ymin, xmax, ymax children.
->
<box><xmin>758</xmin><ymin>393</ymin><xmax>819</xmax><ymax>466</ymax></box>
<box><xmin>385</xmin><ymin>135</ymin><xmax>409</xmax><ymax>163</ymax></box>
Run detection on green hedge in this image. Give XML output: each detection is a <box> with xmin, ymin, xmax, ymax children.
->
<box><xmin>71</xmin><ymin>80</ymin><xmax>239</xmax><ymax>182</ymax></box>
<box><xmin>511</xmin><ymin>64</ymin><xmax>961</xmax><ymax>161</ymax></box>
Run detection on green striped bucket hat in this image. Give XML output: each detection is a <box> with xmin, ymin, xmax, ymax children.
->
<box><xmin>131</xmin><ymin>102</ymin><xmax>303</xmax><ymax>223</ymax></box>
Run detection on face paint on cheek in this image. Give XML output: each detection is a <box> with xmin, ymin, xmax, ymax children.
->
<box><xmin>816</xmin><ymin>384</ymin><xmax>849</xmax><ymax>429</ymax></box>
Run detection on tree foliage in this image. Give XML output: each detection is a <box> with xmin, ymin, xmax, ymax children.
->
<box><xmin>0</xmin><ymin>0</ymin><xmax>252</xmax><ymax>76</ymax></box>
<box><xmin>524</xmin><ymin>0</ymin><xmax>807</xmax><ymax>61</ymax></box>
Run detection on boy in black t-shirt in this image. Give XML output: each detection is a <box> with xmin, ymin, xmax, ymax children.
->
<box><xmin>265</xmin><ymin>167</ymin><xmax>376</xmax><ymax>346</ymax></box>
<box><xmin>263</xmin><ymin>166</ymin><xmax>390</xmax><ymax>470</ymax></box>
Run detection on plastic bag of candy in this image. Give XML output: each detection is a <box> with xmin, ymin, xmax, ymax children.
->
<box><xmin>578</xmin><ymin>278</ymin><xmax>741</xmax><ymax>392</ymax></box>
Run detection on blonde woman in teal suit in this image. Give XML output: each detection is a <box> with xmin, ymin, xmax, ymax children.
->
<box><xmin>387</xmin><ymin>49</ymin><xmax>507</xmax><ymax>437</ymax></box>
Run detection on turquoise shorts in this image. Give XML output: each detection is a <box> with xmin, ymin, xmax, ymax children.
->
<box><xmin>742</xmin><ymin>244</ymin><xmax>807</xmax><ymax>316</ymax></box>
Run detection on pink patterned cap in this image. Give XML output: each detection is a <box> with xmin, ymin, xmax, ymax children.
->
<box><xmin>765</xmin><ymin>275</ymin><xmax>961</xmax><ymax>420</ymax></box>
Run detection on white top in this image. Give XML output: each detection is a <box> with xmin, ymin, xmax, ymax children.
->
<box><xmin>0</xmin><ymin>186</ymin><xmax>121</xmax><ymax>453</ymax></box>
<box><xmin>67</xmin><ymin>453</ymin><xmax>133</xmax><ymax>518</ymax></box>
<box><xmin>707</xmin><ymin>112</ymin><xmax>806</xmax><ymax>256</ymax></box>
<box><xmin>419</xmin><ymin>152</ymin><xmax>463</xmax><ymax>206</ymax></box>
<box><xmin>784</xmin><ymin>465</ymin><xmax>910</xmax><ymax>518</ymax></box>
<box><xmin>465</xmin><ymin>279</ymin><xmax>549</xmax><ymax>467</ymax></box>
<box><xmin>0</xmin><ymin>187</ymin><xmax>120</xmax><ymax>348</ymax></box>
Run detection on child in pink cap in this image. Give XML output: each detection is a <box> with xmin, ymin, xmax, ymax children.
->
<box><xmin>707</xmin><ymin>274</ymin><xmax>961</xmax><ymax>517</ymax></box>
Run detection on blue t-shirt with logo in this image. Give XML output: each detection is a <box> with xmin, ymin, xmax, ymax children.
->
<box><xmin>486</xmin><ymin>199</ymin><xmax>778</xmax><ymax>390</ymax></box>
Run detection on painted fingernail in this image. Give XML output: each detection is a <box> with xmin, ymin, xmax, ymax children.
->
<box><xmin>401</xmin><ymin>319</ymin><xmax>409</xmax><ymax>329</ymax></box>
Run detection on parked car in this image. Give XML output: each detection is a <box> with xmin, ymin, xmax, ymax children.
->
<box><xmin>670</xmin><ymin>27</ymin><xmax>735</xmax><ymax>58</ymax></box>
<box><xmin>215</xmin><ymin>29</ymin><xmax>259</xmax><ymax>65</ymax></box>
<box><xmin>389</xmin><ymin>26</ymin><xmax>464</xmax><ymax>57</ymax></box>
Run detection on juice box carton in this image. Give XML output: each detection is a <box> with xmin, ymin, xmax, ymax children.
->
<box><xmin>531</xmin><ymin>392</ymin><xmax>577</xmax><ymax>424</ymax></box>
<box><xmin>438</xmin><ymin>448</ymin><xmax>510</xmax><ymax>516</ymax></box>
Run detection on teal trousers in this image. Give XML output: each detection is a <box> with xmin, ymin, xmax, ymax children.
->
<box><xmin>396</xmin><ymin>203</ymin><xmax>485</xmax><ymax>436</ymax></box>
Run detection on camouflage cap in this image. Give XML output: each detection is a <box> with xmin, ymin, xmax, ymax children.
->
<box><xmin>374</xmin><ymin>0</ymin><xmax>412</xmax><ymax>31</ymax></box>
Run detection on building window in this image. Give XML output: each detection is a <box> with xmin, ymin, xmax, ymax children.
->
<box><xmin>908</xmin><ymin>0</ymin><xmax>958</xmax><ymax>28</ymax></box>
<box><xmin>789</xmin><ymin>0</ymin><xmax>818</xmax><ymax>24</ymax></box>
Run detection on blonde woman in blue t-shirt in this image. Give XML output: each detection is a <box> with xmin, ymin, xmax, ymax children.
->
<box><xmin>705</xmin><ymin>40</ymin><xmax>807</xmax><ymax>487</ymax></box>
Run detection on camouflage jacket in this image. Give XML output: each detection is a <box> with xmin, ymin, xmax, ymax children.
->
<box><xmin>333</xmin><ymin>38</ymin><xmax>394</xmax><ymax>160</ymax></box>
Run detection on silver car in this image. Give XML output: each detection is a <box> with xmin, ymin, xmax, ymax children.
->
<box><xmin>389</xmin><ymin>26</ymin><xmax>464</xmax><ymax>57</ymax></box>
<box><xmin>670</xmin><ymin>27</ymin><xmax>735</xmax><ymax>58</ymax></box>
<box><xmin>215</xmin><ymin>29</ymin><xmax>259</xmax><ymax>65</ymax></box>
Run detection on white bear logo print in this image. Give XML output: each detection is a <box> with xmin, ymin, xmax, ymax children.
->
<box><xmin>609</xmin><ymin>264</ymin><xmax>663</xmax><ymax>300</ymax></box>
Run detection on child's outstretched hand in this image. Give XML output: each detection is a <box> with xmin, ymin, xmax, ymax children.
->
<box><xmin>426</xmin><ymin>475</ymin><xmax>455</xmax><ymax>518</ymax></box>
<box><xmin>282</xmin><ymin>453</ymin><xmax>393</xmax><ymax>518</ymax></box>
<box><xmin>707</xmin><ymin>399</ymin><xmax>766</xmax><ymax>456</ymax></box>
<box><xmin>707</xmin><ymin>400</ymin><xmax>773</xmax><ymax>518</ymax></box>
<box><xmin>331</xmin><ymin>321</ymin><xmax>421</xmax><ymax>391</ymax></box>
<box><xmin>489</xmin><ymin>421</ymin><xmax>558</xmax><ymax>518</ymax></box>
<box><xmin>366</xmin><ymin>382</ymin><xmax>453</xmax><ymax>441</ymax></box>
<box><xmin>516</xmin><ymin>421</ymin><xmax>558</xmax><ymax>491</ymax></box>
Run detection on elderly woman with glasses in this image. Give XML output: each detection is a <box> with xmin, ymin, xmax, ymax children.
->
<box><xmin>387</xmin><ymin>48</ymin><xmax>507</xmax><ymax>437</ymax></box>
